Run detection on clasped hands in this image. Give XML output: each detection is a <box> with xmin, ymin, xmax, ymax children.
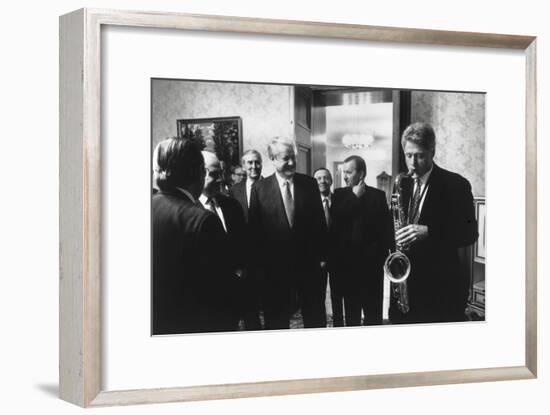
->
<box><xmin>395</xmin><ymin>224</ymin><xmax>429</xmax><ymax>249</ymax></box>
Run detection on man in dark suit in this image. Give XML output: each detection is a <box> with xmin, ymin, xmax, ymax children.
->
<box><xmin>391</xmin><ymin>122</ymin><xmax>478</xmax><ymax>324</ymax></box>
<box><xmin>249</xmin><ymin>137</ymin><xmax>328</xmax><ymax>329</ymax></box>
<box><xmin>330</xmin><ymin>156</ymin><xmax>393</xmax><ymax>326</ymax></box>
<box><xmin>199</xmin><ymin>151</ymin><xmax>261</xmax><ymax>330</ymax></box>
<box><xmin>152</xmin><ymin>137</ymin><xmax>234</xmax><ymax>335</ymax></box>
<box><xmin>229</xmin><ymin>149</ymin><xmax>263</xmax><ymax>221</ymax></box>
<box><xmin>313</xmin><ymin>167</ymin><xmax>344</xmax><ymax>327</ymax></box>
<box><xmin>228</xmin><ymin>149</ymin><xmax>264</xmax><ymax>329</ymax></box>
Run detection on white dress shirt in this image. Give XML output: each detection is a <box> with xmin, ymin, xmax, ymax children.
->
<box><xmin>275</xmin><ymin>173</ymin><xmax>295</xmax><ymax>199</ymax></box>
<box><xmin>320</xmin><ymin>193</ymin><xmax>332</xmax><ymax>208</ymax></box>
<box><xmin>246</xmin><ymin>179</ymin><xmax>254</xmax><ymax>208</ymax></box>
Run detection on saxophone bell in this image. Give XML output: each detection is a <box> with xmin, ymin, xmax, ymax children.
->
<box><xmin>384</xmin><ymin>250</ymin><xmax>410</xmax><ymax>283</ymax></box>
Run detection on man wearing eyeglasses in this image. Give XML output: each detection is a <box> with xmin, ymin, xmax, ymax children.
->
<box><xmin>231</xmin><ymin>165</ymin><xmax>247</xmax><ymax>185</ymax></box>
<box><xmin>199</xmin><ymin>151</ymin><xmax>249</xmax><ymax>330</ymax></box>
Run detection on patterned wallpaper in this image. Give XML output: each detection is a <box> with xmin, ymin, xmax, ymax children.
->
<box><xmin>411</xmin><ymin>91</ymin><xmax>486</xmax><ymax>197</ymax></box>
<box><xmin>152</xmin><ymin>80</ymin><xmax>293</xmax><ymax>176</ymax></box>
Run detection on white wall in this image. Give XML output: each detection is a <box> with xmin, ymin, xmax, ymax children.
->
<box><xmin>2</xmin><ymin>1</ymin><xmax>547</xmax><ymax>415</ymax></box>
<box><xmin>411</xmin><ymin>91</ymin><xmax>486</xmax><ymax>197</ymax></box>
<box><xmin>152</xmin><ymin>80</ymin><xmax>293</xmax><ymax>176</ymax></box>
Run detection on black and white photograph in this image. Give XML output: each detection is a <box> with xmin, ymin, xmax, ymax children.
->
<box><xmin>151</xmin><ymin>79</ymin><xmax>485</xmax><ymax>335</ymax></box>
<box><xmin>4</xmin><ymin>0</ymin><xmax>544</xmax><ymax>411</ymax></box>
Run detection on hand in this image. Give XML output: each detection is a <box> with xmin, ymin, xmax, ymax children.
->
<box><xmin>395</xmin><ymin>224</ymin><xmax>428</xmax><ymax>248</ymax></box>
<box><xmin>352</xmin><ymin>182</ymin><xmax>366</xmax><ymax>198</ymax></box>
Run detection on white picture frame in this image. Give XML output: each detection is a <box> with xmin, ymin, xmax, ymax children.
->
<box><xmin>59</xmin><ymin>8</ymin><xmax>537</xmax><ymax>407</ymax></box>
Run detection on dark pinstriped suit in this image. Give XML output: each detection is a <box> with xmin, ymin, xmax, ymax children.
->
<box><xmin>249</xmin><ymin>173</ymin><xmax>328</xmax><ymax>329</ymax></box>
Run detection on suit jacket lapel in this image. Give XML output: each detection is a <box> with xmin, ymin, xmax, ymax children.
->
<box><xmin>267</xmin><ymin>174</ymin><xmax>290</xmax><ymax>230</ymax></box>
<box><xmin>418</xmin><ymin>164</ymin><xmax>440</xmax><ymax>224</ymax></box>
<box><xmin>237</xmin><ymin>182</ymin><xmax>248</xmax><ymax>218</ymax></box>
<box><xmin>293</xmin><ymin>175</ymin><xmax>305</xmax><ymax>225</ymax></box>
<box><xmin>272</xmin><ymin>173</ymin><xmax>297</xmax><ymax>229</ymax></box>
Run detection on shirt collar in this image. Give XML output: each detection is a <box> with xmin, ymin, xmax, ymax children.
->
<box><xmin>199</xmin><ymin>193</ymin><xmax>217</xmax><ymax>207</ymax></box>
<box><xmin>415</xmin><ymin>164</ymin><xmax>434</xmax><ymax>187</ymax></box>
<box><xmin>275</xmin><ymin>172</ymin><xmax>293</xmax><ymax>189</ymax></box>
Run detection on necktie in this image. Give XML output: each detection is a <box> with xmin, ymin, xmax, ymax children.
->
<box><xmin>409</xmin><ymin>178</ymin><xmax>422</xmax><ymax>224</ymax></box>
<box><xmin>283</xmin><ymin>180</ymin><xmax>295</xmax><ymax>228</ymax></box>
<box><xmin>323</xmin><ymin>197</ymin><xmax>331</xmax><ymax>228</ymax></box>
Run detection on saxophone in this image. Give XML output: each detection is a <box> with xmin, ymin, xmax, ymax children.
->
<box><xmin>384</xmin><ymin>173</ymin><xmax>412</xmax><ymax>314</ymax></box>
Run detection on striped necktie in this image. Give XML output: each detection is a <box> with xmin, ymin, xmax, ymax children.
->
<box><xmin>323</xmin><ymin>197</ymin><xmax>331</xmax><ymax>228</ymax></box>
<box><xmin>282</xmin><ymin>180</ymin><xmax>295</xmax><ymax>228</ymax></box>
<box><xmin>409</xmin><ymin>178</ymin><xmax>422</xmax><ymax>224</ymax></box>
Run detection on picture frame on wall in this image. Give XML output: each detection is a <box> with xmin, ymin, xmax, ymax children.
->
<box><xmin>59</xmin><ymin>8</ymin><xmax>537</xmax><ymax>408</ymax></box>
<box><xmin>176</xmin><ymin>116</ymin><xmax>243</xmax><ymax>170</ymax></box>
<box><xmin>474</xmin><ymin>197</ymin><xmax>487</xmax><ymax>264</ymax></box>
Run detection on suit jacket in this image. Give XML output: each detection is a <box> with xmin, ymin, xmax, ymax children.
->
<box><xmin>215</xmin><ymin>193</ymin><xmax>247</xmax><ymax>271</ymax></box>
<box><xmin>329</xmin><ymin>185</ymin><xmax>393</xmax><ymax>283</ymax></box>
<box><xmin>152</xmin><ymin>188</ymin><xmax>233</xmax><ymax>334</ymax></box>
<box><xmin>229</xmin><ymin>180</ymin><xmax>249</xmax><ymax>221</ymax></box>
<box><xmin>249</xmin><ymin>173</ymin><xmax>328</xmax><ymax>277</ymax></box>
<box><xmin>392</xmin><ymin>164</ymin><xmax>478</xmax><ymax>322</ymax></box>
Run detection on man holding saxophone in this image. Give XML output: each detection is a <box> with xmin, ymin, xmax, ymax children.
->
<box><xmin>389</xmin><ymin>122</ymin><xmax>478</xmax><ymax>324</ymax></box>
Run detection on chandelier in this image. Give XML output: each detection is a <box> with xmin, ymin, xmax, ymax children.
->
<box><xmin>341</xmin><ymin>132</ymin><xmax>375</xmax><ymax>150</ymax></box>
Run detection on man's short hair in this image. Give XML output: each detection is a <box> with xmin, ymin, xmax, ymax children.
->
<box><xmin>401</xmin><ymin>122</ymin><xmax>436</xmax><ymax>151</ymax></box>
<box><xmin>241</xmin><ymin>149</ymin><xmax>262</xmax><ymax>164</ymax></box>
<box><xmin>343</xmin><ymin>155</ymin><xmax>367</xmax><ymax>176</ymax></box>
<box><xmin>230</xmin><ymin>165</ymin><xmax>243</xmax><ymax>174</ymax></box>
<box><xmin>313</xmin><ymin>167</ymin><xmax>332</xmax><ymax>179</ymax></box>
<box><xmin>267</xmin><ymin>136</ymin><xmax>297</xmax><ymax>160</ymax></box>
<box><xmin>153</xmin><ymin>137</ymin><xmax>204</xmax><ymax>190</ymax></box>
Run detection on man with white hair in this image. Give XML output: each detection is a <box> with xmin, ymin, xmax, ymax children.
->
<box><xmin>230</xmin><ymin>149</ymin><xmax>263</xmax><ymax>221</ymax></box>
<box><xmin>229</xmin><ymin>149</ymin><xmax>264</xmax><ymax>329</ymax></box>
<box><xmin>249</xmin><ymin>137</ymin><xmax>328</xmax><ymax>329</ymax></box>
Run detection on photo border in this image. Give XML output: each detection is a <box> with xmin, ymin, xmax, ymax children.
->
<box><xmin>59</xmin><ymin>8</ymin><xmax>537</xmax><ymax>407</ymax></box>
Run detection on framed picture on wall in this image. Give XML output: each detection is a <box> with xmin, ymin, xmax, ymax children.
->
<box><xmin>177</xmin><ymin>116</ymin><xmax>243</xmax><ymax>170</ymax></box>
<box><xmin>60</xmin><ymin>8</ymin><xmax>537</xmax><ymax>408</ymax></box>
<box><xmin>474</xmin><ymin>197</ymin><xmax>486</xmax><ymax>263</ymax></box>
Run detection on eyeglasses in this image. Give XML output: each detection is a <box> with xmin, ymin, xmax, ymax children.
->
<box><xmin>205</xmin><ymin>168</ymin><xmax>222</xmax><ymax>180</ymax></box>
